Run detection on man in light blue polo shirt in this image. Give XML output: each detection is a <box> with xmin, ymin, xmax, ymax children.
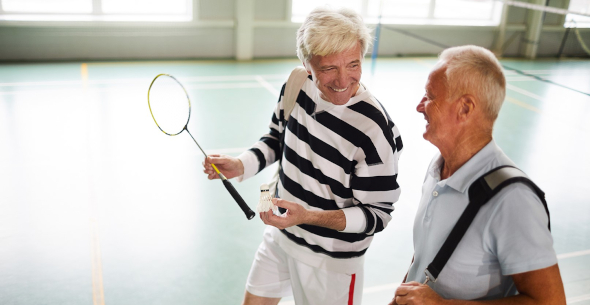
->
<box><xmin>389</xmin><ymin>45</ymin><xmax>566</xmax><ymax>304</ymax></box>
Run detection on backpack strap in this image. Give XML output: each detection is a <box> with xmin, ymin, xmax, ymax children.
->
<box><xmin>269</xmin><ymin>66</ymin><xmax>308</xmax><ymax>197</ymax></box>
<box><xmin>282</xmin><ymin>66</ymin><xmax>309</xmax><ymax>123</ymax></box>
<box><xmin>423</xmin><ymin>165</ymin><xmax>550</xmax><ymax>284</ymax></box>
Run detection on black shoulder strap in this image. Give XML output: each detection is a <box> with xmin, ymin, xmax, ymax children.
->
<box><xmin>424</xmin><ymin>165</ymin><xmax>550</xmax><ymax>284</ymax></box>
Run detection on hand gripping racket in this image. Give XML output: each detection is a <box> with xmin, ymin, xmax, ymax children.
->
<box><xmin>147</xmin><ymin>73</ymin><xmax>255</xmax><ymax>220</ymax></box>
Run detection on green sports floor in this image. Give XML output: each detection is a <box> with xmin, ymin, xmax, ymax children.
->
<box><xmin>0</xmin><ymin>57</ymin><xmax>589</xmax><ymax>305</ymax></box>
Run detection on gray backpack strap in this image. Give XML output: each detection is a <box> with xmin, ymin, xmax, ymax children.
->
<box><xmin>424</xmin><ymin>165</ymin><xmax>550</xmax><ymax>284</ymax></box>
<box><xmin>282</xmin><ymin>66</ymin><xmax>309</xmax><ymax>122</ymax></box>
<box><xmin>269</xmin><ymin>66</ymin><xmax>309</xmax><ymax>197</ymax></box>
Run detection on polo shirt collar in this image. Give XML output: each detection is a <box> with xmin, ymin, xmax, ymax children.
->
<box><xmin>441</xmin><ymin>139</ymin><xmax>498</xmax><ymax>193</ymax></box>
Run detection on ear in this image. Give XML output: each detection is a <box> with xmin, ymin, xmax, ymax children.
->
<box><xmin>302</xmin><ymin>61</ymin><xmax>312</xmax><ymax>75</ymax></box>
<box><xmin>457</xmin><ymin>94</ymin><xmax>476</xmax><ymax>121</ymax></box>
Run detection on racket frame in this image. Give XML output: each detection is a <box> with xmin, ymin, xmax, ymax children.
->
<box><xmin>147</xmin><ymin>73</ymin><xmax>255</xmax><ymax>220</ymax></box>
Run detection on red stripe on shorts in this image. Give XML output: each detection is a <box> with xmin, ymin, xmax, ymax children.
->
<box><xmin>348</xmin><ymin>273</ymin><xmax>356</xmax><ymax>305</ymax></box>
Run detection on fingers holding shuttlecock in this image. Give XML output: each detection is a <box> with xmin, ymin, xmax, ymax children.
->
<box><xmin>257</xmin><ymin>183</ymin><xmax>275</xmax><ymax>213</ymax></box>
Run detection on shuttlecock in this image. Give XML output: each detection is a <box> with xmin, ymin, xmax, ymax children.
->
<box><xmin>257</xmin><ymin>183</ymin><xmax>276</xmax><ymax>213</ymax></box>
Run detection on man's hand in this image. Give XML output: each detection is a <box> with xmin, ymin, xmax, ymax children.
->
<box><xmin>389</xmin><ymin>282</ymin><xmax>445</xmax><ymax>305</ymax></box>
<box><xmin>202</xmin><ymin>154</ymin><xmax>244</xmax><ymax>180</ymax></box>
<box><xmin>260</xmin><ymin>198</ymin><xmax>307</xmax><ymax>230</ymax></box>
<box><xmin>260</xmin><ymin>198</ymin><xmax>346</xmax><ymax>231</ymax></box>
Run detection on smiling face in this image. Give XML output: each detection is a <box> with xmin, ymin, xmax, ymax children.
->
<box><xmin>416</xmin><ymin>65</ymin><xmax>459</xmax><ymax>149</ymax></box>
<box><xmin>304</xmin><ymin>43</ymin><xmax>363</xmax><ymax>105</ymax></box>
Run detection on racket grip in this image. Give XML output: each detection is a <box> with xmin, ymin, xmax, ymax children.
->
<box><xmin>222</xmin><ymin>179</ymin><xmax>255</xmax><ymax>220</ymax></box>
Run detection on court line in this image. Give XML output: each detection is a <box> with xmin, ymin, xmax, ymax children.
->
<box><xmin>0</xmin><ymin>82</ymin><xmax>287</xmax><ymax>96</ymax></box>
<box><xmin>557</xmin><ymin>249</ymin><xmax>590</xmax><ymax>260</ymax></box>
<box><xmin>363</xmin><ymin>282</ymin><xmax>401</xmax><ymax>293</ymax></box>
<box><xmin>506</xmin><ymin>83</ymin><xmax>544</xmax><ymax>101</ymax></box>
<box><xmin>90</xmin><ymin>218</ymin><xmax>106</xmax><ymax>305</ymax></box>
<box><xmin>207</xmin><ymin>147</ymin><xmax>250</xmax><ymax>155</ymax></box>
<box><xmin>505</xmin><ymin>96</ymin><xmax>541</xmax><ymax>113</ymax></box>
<box><xmin>255</xmin><ymin>75</ymin><xmax>281</xmax><ymax>97</ymax></box>
<box><xmin>568</xmin><ymin>294</ymin><xmax>590</xmax><ymax>304</ymax></box>
<box><xmin>0</xmin><ymin>74</ymin><xmax>286</xmax><ymax>87</ymax></box>
<box><xmin>83</xmin><ymin>62</ymin><xmax>106</xmax><ymax>305</ymax></box>
<box><xmin>412</xmin><ymin>58</ymin><xmax>435</xmax><ymax>69</ymax></box>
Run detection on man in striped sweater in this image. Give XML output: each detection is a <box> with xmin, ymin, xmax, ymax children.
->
<box><xmin>203</xmin><ymin>6</ymin><xmax>402</xmax><ymax>305</ymax></box>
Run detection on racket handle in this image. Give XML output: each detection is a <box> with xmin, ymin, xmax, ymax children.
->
<box><xmin>222</xmin><ymin>179</ymin><xmax>256</xmax><ymax>220</ymax></box>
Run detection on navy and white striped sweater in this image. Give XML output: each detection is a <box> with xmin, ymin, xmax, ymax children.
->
<box><xmin>238</xmin><ymin>77</ymin><xmax>402</xmax><ymax>273</ymax></box>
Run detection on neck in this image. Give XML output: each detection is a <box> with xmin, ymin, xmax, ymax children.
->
<box><xmin>440</xmin><ymin>133</ymin><xmax>492</xmax><ymax>180</ymax></box>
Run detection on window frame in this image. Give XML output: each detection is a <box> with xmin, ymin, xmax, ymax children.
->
<box><xmin>564</xmin><ymin>0</ymin><xmax>590</xmax><ymax>28</ymax></box>
<box><xmin>0</xmin><ymin>0</ymin><xmax>194</xmax><ymax>23</ymax></box>
<box><xmin>291</xmin><ymin>0</ymin><xmax>504</xmax><ymax>27</ymax></box>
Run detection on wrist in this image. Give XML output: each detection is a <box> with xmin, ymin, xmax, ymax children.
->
<box><xmin>237</xmin><ymin>158</ymin><xmax>245</xmax><ymax>176</ymax></box>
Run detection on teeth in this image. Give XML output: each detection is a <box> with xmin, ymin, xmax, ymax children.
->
<box><xmin>331</xmin><ymin>87</ymin><xmax>348</xmax><ymax>92</ymax></box>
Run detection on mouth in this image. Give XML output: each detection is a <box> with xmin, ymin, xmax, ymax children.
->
<box><xmin>330</xmin><ymin>86</ymin><xmax>348</xmax><ymax>92</ymax></box>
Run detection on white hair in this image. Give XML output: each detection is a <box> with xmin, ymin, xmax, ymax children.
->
<box><xmin>296</xmin><ymin>6</ymin><xmax>372</xmax><ymax>63</ymax></box>
<box><xmin>439</xmin><ymin>45</ymin><xmax>506</xmax><ymax>122</ymax></box>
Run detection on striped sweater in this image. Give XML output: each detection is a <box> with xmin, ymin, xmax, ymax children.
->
<box><xmin>238</xmin><ymin>76</ymin><xmax>402</xmax><ymax>273</ymax></box>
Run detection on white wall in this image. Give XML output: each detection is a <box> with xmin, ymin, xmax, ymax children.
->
<box><xmin>0</xmin><ymin>0</ymin><xmax>588</xmax><ymax>61</ymax></box>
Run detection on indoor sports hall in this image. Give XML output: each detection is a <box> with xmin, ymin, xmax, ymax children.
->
<box><xmin>1</xmin><ymin>1</ymin><xmax>589</xmax><ymax>304</ymax></box>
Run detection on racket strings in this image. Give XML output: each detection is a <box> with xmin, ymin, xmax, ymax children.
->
<box><xmin>147</xmin><ymin>74</ymin><xmax>191</xmax><ymax>136</ymax></box>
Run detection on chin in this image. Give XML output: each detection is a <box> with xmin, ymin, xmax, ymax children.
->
<box><xmin>325</xmin><ymin>95</ymin><xmax>348</xmax><ymax>105</ymax></box>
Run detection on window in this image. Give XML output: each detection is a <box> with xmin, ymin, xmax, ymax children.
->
<box><xmin>565</xmin><ymin>0</ymin><xmax>590</xmax><ymax>28</ymax></box>
<box><xmin>292</xmin><ymin>0</ymin><xmax>504</xmax><ymax>26</ymax></box>
<box><xmin>0</xmin><ymin>0</ymin><xmax>193</xmax><ymax>22</ymax></box>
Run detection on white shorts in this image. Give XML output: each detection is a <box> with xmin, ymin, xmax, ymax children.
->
<box><xmin>245</xmin><ymin>228</ymin><xmax>364</xmax><ymax>305</ymax></box>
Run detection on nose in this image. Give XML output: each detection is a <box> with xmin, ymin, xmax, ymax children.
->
<box><xmin>417</xmin><ymin>96</ymin><xmax>426</xmax><ymax>113</ymax></box>
<box><xmin>335</xmin><ymin>69</ymin><xmax>348</xmax><ymax>87</ymax></box>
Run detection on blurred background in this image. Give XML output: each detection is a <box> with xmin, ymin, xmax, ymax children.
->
<box><xmin>0</xmin><ymin>1</ymin><xmax>589</xmax><ymax>305</ymax></box>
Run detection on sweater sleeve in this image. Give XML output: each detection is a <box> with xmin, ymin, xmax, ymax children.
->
<box><xmin>236</xmin><ymin>83</ymin><xmax>286</xmax><ymax>182</ymax></box>
<box><xmin>343</xmin><ymin>114</ymin><xmax>403</xmax><ymax>234</ymax></box>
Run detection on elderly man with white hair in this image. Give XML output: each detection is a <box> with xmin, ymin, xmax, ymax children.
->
<box><xmin>203</xmin><ymin>6</ymin><xmax>402</xmax><ymax>305</ymax></box>
<box><xmin>390</xmin><ymin>45</ymin><xmax>565</xmax><ymax>305</ymax></box>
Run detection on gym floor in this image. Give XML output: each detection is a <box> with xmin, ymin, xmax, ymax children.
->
<box><xmin>0</xmin><ymin>57</ymin><xmax>589</xmax><ymax>305</ymax></box>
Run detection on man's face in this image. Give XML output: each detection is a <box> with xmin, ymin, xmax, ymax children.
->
<box><xmin>416</xmin><ymin>65</ymin><xmax>458</xmax><ymax>148</ymax></box>
<box><xmin>304</xmin><ymin>43</ymin><xmax>363</xmax><ymax>105</ymax></box>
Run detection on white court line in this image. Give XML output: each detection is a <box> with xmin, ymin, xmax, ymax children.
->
<box><xmin>568</xmin><ymin>294</ymin><xmax>590</xmax><ymax>304</ymax></box>
<box><xmin>506</xmin><ymin>96</ymin><xmax>541</xmax><ymax>113</ymax></box>
<box><xmin>206</xmin><ymin>147</ymin><xmax>250</xmax><ymax>155</ymax></box>
<box><xmin>255</xmin><ymin>75</ymin><xmax>282</xmax><ymax>97</ymax></box>
<box><xmin>557</xmin><ymin>249</ymin><xmax>590</xmax><ymax>260</ymax></box>
<box><xmin>0</xmin><ymin>74</ymin><xmax>288</xmax><ymax>87</ymax></box>
<box><xmin>0</xmin><ymin>81</ymin><xmax>287</xmax><ymax>96</ymax></box>
<box><xmin>506</xmin><ymin>83</ymin><xmax>544</xmax><ymax>101</ymax></box>
<box><xmin>363</xmin><ymin>282</ymin><xmax>401</xmax><ymax>294</ymax></box>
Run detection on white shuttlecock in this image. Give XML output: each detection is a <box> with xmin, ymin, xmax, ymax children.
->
<box><xmin>257</xmin><ymin>183</ymin><xmax>276</xmax><ymax>213</ymax></box>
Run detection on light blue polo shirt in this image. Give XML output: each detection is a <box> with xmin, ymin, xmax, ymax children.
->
<box><xmin>406</xmin><ymin>140</ymin><xmax>557</xmax><ymax>300</ymax></box>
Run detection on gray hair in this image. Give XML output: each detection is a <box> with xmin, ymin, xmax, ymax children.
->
<box><xmin>296</xmin><ymin>6</ymin><xmax>372</xmax><ymax>63</ymax></box>
<box><xmin>439</xmin><ymin>45</ymin><xmax>506</xmax><ymax>122</ymax></box>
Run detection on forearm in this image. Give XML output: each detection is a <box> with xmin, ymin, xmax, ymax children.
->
<box><xmin>304</xmin><ymin>209</ymin><xmax>346</xmax><ymax>231</ymax></box>
<box><xmin>443</xmin><ymin>294</ymin><xmax>558</xmax><ymax>305</ymax></box>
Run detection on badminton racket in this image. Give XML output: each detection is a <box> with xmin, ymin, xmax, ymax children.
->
<box><xmin>147</xmin><ymin>73</ymin><xmax>255</xmax><ymax>220</ymax></box>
